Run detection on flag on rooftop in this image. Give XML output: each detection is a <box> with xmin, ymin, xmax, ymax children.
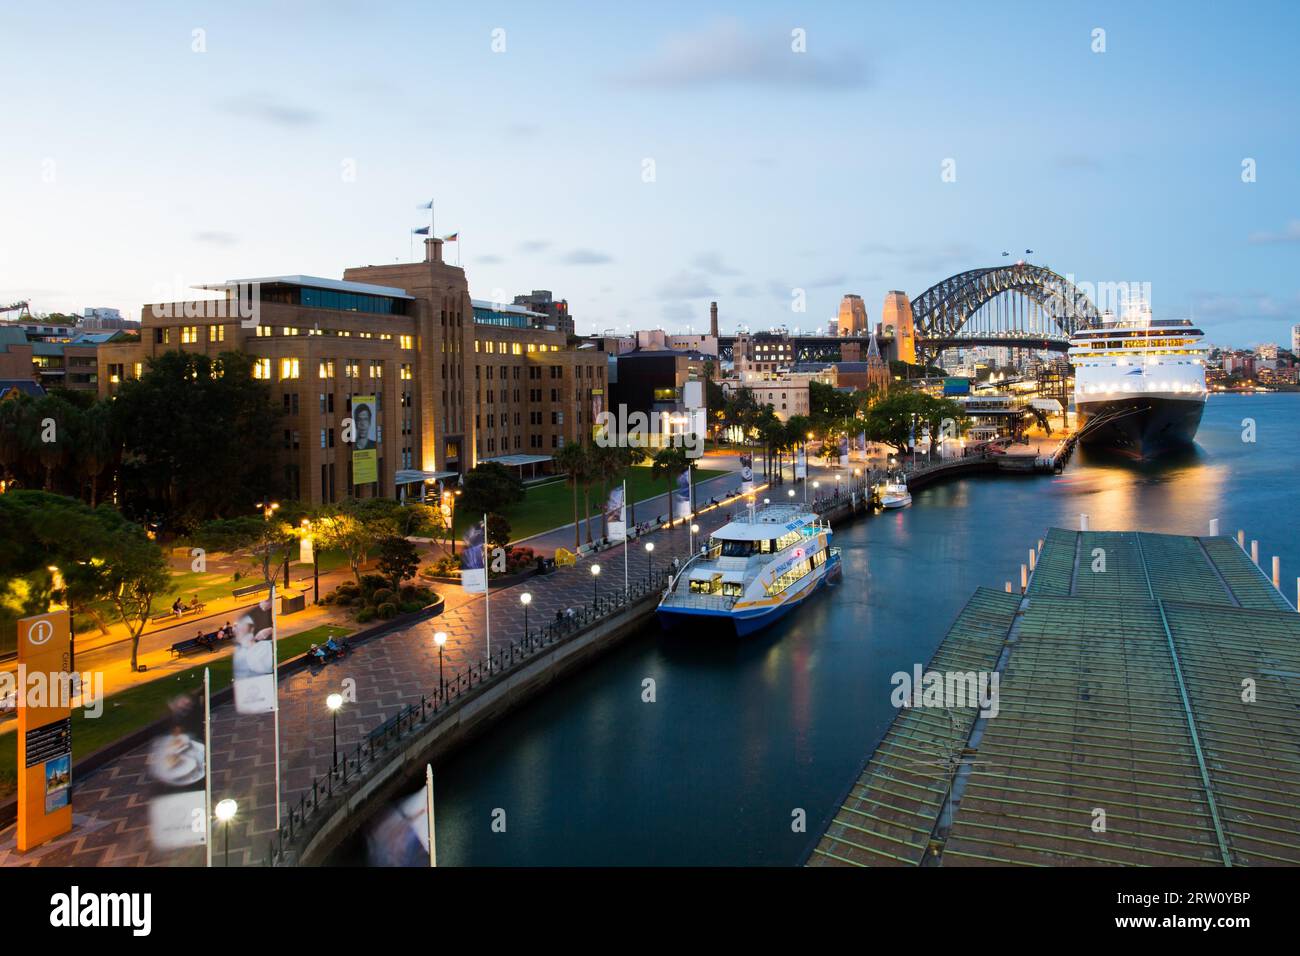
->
<box><xmin>442</xmin><ymin>232</ymin><xmax>459</xmax><ymax>242</ymax></box>
<box><xmin>412</xmin><ymin>226</ymin><xmax>430</xmax><ymax>235</ymax></box>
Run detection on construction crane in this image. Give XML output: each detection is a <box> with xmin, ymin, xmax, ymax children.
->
<box><xmin>1</xmin><ymin>300</ymin><xmax>33</xmax><ymax>320</ymax></box>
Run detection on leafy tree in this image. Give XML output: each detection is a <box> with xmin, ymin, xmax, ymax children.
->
<box><xmin>98</xmin><ymin>514</ymin><xmax>172</xmax><ymax>672</ymax></box>
<box><xmin>112</xmin><ymin>350</ymin><xmax>282</xmax><ymax>530</ymax></box>
<box><xmin>651</xmin><ymin>445</ymin><xmax>690</xmax><ymax>529</ymax></box>
<box><xmin>376</xmin><ymin>535</ymin><xmax>421</xmax><ymax>590</ymax></box>
<box><xmin>312</xmin><ymin>497</ymin><xmax>402</xmax><ymax>586</ymax></box>
<box><xmin>485</xmin><ymin>513</ymin><xmax>511</xmax><ymax>550</ymax></box>
<box><xmin>553</xmin><ymin>441</ymin><xmax>591</xmax><ymax>550</ymax></box>
<box><xmin>192</xmin><ymin>510</ymin><xmax>303</xmax><ymax>588</ymax></box>
<box><xmin>458</xmin><ymin>461</ymin><xmax>524</xmax><ymax>517</ymax></box>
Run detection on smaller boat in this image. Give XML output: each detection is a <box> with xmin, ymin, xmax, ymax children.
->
<box><xmin>879</xmin><ymin>475</ymin><xmax>912</xmax><ymax>510</ymax></box>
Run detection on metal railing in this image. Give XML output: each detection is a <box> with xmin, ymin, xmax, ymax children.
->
<box><xmin>267</xmin><ymin>565</ymin><xmax>670</xmax><ymax>865</ymax></box>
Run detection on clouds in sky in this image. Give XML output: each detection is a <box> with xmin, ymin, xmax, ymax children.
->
<box><xmin>616</xmin><ymin>18</ymin><xmax>870</xmax><ymax>90</ymax></box>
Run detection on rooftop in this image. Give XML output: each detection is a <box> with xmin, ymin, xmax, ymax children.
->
<box><xmin>194</xmin><ymin>275</ymin><xmax>414</xmax><ymax>300</ymax></box>
<box><xmin>808</xmin><ymin>529</ymin><xmax>1300</xmax><ymax>867</ymax></box>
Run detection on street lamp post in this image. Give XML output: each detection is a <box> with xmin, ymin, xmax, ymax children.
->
<box><xmin>520</xmin><ymin>592</ymin><xmax>531</xmax><ymax>641</ymax></box>
<box><xmin>813</xmin><ymin>480</ymin><xmax>820</xmax><ymax>506</ymax></box>
<box><xmin>591</xmin><ymin>563</ymin><xmax>601</xmax><ymax>609</ymax></box>
<box><xmin>434</xmin><ymin>631</ymin><xmax>447</xmax><ymax>700</ymax></box>
<box><xmin>215</xmin><ymin>798</ymin><xmax>237</xmax><ymax>867</ymax></box>
<box><xmin>645</xmin><ymin>541</ymin><xmax>654</xmax><ymax>581</ymax></box>
<box><xmin>327</xmin><ymin>693</ymin><xmax>343</xmax><ymax>773</ymax></box>
<box><xmin>689</xmin><ymin>522</ymin><xmax>699</xmax><ymax>555</ymax></box>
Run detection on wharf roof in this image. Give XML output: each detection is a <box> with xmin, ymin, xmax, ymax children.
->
<box><xmin>808</xmin><ymin>529</ymin><xmax>1300</xmax><ymax>867</ymax></box>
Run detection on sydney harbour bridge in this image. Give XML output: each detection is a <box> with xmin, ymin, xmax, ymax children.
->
<box><xmin>717</xmin><ymin>262</ymin><xmax>1103</xmax><ymax>364</ymax></box>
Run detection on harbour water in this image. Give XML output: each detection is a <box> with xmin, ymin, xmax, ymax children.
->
<box><xmin>340</xmin><ymin>394</ymin><xmax>1300</xmax><ymax>866</ymax></box>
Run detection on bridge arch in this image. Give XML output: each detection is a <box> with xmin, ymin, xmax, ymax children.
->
<box><xmin>910</xmin><ymin>264</ymin><xmax>1102</xmax><ymax>353</ymax></box>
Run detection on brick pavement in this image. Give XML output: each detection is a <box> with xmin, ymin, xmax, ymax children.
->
<box><xmin>0</xmin><ymin>479</ymin><xmax>774</xmax><ymax>867</ymax></box>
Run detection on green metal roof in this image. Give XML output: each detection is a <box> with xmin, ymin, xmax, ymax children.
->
<box><xmin>809</xmin><ymin>530</ymin><xmax>1300</xmax><ymax>868</ymax></box>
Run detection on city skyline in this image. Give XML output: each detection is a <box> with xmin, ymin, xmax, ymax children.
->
<box><xmin>1</xmin><ymin>1</ymin><xmax>1297</xmax><ymax>346</ymax></box>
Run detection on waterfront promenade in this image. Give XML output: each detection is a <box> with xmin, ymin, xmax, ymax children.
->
<box><xmin>0</xmin><ymin>469</ymin><xmax>779</xmax><ymax>867</ymax></box>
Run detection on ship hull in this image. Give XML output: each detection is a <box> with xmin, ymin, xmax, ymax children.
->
<box><xmin>1076</xmin><ymin>396</ymin><xmax>1205</xmax><ymax>459</ymax></box>
<box><xmin>657</xmin><ymin>553</ymin><xmax>840</xmax><ymax>637</ymax></box>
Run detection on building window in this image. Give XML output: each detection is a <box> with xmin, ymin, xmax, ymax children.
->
<box><xmin>253</xmin><ymin>358</ymin><xmax>271</xmax><ymax>379</ymax></box>
<box><xmin>180</xmin><ymin>325</ymin><xmax>199</xmax><ymax>344</ymax></box>
<box><xmin>209</xmin><ymin>324</ymin><xmax>225</xmax><ymax>343</ymax></box>
<box><xmin>400</xmin><ymin>335</ymin><xmax>414</xmax><ymax>349</ymax></box>
<box><xmin>279</xmin><ymin>358</ymin><xmax>301</xmax><ymax>380</ymax></box>
<box><xmin>319</xmin><ymin>359</ymin><xmax>335</xmax><ymax>379</ymax></box>
<box><xmin>256</xmin><ymin>325</ymin><xmax>273</xmax><ymax>337</ymax></box>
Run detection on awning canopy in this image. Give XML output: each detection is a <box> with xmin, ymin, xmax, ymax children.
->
<box><xmin>479</xmin><ymin>454</ymin><xmax>553</xmax><ymax>467</ymax></box>
<box><xmin>395</xmin><ymin>469</ymin><xmax>458</xmax><ymax>485</ymax></box>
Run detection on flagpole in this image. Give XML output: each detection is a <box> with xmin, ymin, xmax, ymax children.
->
<box><xmin>483</xmin><ymin>513</ymin><xmax>490</xmax><ymax>660</ymax></box>
<box><xmin>203</xmin><ymin>667</ymin><xmax>212</xmax><ymax>869</ymax></box>
<box><xmin>271</xmin><ymin>581</ymin><xmax>281</xmax><ymax>832</ymax></box>
<box><xmin>425</xmin><ymin>764</ymin><xmax>437</xmax><ymax>867</ymax></box>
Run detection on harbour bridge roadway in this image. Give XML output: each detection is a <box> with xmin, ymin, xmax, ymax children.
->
<box><xmin>0</xmin><ymin>464</ymin><xmax>832</xmax><ymax>868</ymax></box>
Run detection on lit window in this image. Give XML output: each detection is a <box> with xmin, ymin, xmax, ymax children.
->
<box><xmin>209</xmin><ymin>324</ymin><xmax>225</xmax><ymax>343</ymax></box>
<box><xmin>400</xmin><ymin>335</ymin><xmax>414</xmax><ymax>349</ymax></box>
<box><xmin>253</xmin><ymin>358</ymin><xmax>272</xmax><ymax>379</ymax></box>
<box><xmin>280</xmin><ymin>358</ymin><xmax>301</xmax><ymax>380</ymax></box>
<box><xmin>319</xmin><ymin>359</ymin><xmax>335</xmax><ymax>379</ymax></box>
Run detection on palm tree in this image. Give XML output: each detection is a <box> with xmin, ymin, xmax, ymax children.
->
<box><xmin>75</xmin><ymin>401</ymin><xmax>115</xmax><ymax>507</ymax></box>
<box><xmin>651</xmin><ymin>445</ymin><xmax>689</xmax><ymax>529</ymax></box>
<box><xmin>553</xmin><ymin>441</ymin><xmax>590</xmax><ymax>550</ymax></box>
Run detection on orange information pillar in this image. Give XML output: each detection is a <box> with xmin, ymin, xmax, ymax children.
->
<box><xmin>16</xmin><ymin>609</ymin><xmax>74</xmax><ymax>852</ymax></box>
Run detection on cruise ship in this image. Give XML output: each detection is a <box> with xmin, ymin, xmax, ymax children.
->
<box><xmin>657</xmin><ymin>504</ymin><xmax>841</xmax><ymax>636</ymax></box>
<box><xmin>1068</xmin><ymin>304</ymin><xmax>1208</xmax><ymax>458</ymax></box>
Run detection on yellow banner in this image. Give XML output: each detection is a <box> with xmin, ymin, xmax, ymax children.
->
<box><xmin>352</xmin><ymin>394</ymin><xmax>378</xmax><ymax>485</ymax></box>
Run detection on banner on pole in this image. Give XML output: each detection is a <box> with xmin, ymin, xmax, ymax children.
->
<box><xmin>147</xmin><ymin>685</ymin><xmax>208</xmax><ymax>850</ymax></box>
<box><xmin>461</xmin><ymin>520</ymin><xmax>487</xmax><ymax>593</ymax></box>
<box><xmin>232</xmin><ymin>597</ymin><xmax>276</xmax><ymax>714</ymax></box>
<box><xmin>605</xmin><ymin>485</ymin><xmax>626</xmax><ymax>542</ymax></box>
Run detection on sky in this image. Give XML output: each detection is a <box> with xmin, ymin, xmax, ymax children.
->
<box><xmin>1</xmin><ymin>0</ymin><xmax>1297</xmax><ymax>347</ymax></box>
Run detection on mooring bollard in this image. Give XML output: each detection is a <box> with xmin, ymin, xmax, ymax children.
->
<box><xmin>1005</xmin><ymin>581</ymin><xmax>1012</xmax><ymax>593</ymax></box>
<box><xmin>1020</xmin><ymin>564</ymin><xmax>1028</xmax><ymax>592</ymax></box>
<box><xmin>1079</xmin><ymin>513</ymin><xmax>1089</xmax><ymax>531</ymax></box>
<box><xmin>1029</xmin><ymin>549</ymin><xmax>1036</xmax><ymax>572</ymax></box>
<box><xmin>1251</xmin><ymin>540</ymin><xmax>1259</xmax><ymax>565</ymax></box>
<box><xmin>1209</xmin><ymin>518</ymin><xmax>1219</xmax><ymax>537</ymax></box>
<box><xmin>1273</xmin><ymin>556</ymin><xmax>1281</xmax><ymax>589</ymax></box>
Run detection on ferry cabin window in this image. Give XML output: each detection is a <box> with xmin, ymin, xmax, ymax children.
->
<box><xmin>689</xmin><ymin>578</ymin><xmax>721</xmax><ymax>594</ymax></box>
<box><xmin>719</xmin><ymin>539</ymin><xmax>755</xmax><ymax>557</ymax></box>
<box><xmin>721</xmin><ymin>582</ymin><xmax>744</xmax><ymax>597</ymax></box>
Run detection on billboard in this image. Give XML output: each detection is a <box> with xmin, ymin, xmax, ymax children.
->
<box><xmin>461</xmin><ymin>520</ymin><xmax>487</xmax><ymax>593</ymax></box>
<box><xmin>352</xmin><ymin>394</ymin><xmax>378</xmax><ymax>486</ymax></box>
<box><xmin>673</xmin><ymin>469</ymin><xmax>693</xmax><ymax>520</ymax></box>
<box><xmin>739</xmin><ymin>454</ymin><xmax>754</xmax><ymax>494</ymax></box>
<box><xmin>16</xmin><ymin>610</ymin><xmax>73</xmax><ymax>852</ymax></box>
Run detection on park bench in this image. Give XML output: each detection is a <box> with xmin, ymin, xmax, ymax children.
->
<box><xmin>151</xmin><ymin>603</ymin><xmax>204</xmax><ymax>625</ymax></box>
<box><xmin>367</xmin><ymin>703</ymin><xmax>418</xmax><ymax>748</ymax></box>
<box><xmin>231</xmin><ymin>581</ymin><xmax>271</xmax><ymax>599</ymax></box>
<box><xmin>169</xmin><ymin>630</ymin><xmax>220</xmax><ymax>658</ymax></box>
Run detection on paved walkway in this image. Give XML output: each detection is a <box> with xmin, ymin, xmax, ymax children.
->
<box><xmin>0</xmin><ymin>473</ymin><xmax>786</xmax><ymax>867</ymax></box>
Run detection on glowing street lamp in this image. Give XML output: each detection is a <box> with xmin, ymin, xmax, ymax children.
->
<box><xmin>690</xmin><ymin>522</ymin><xmax>700</xmax><ymax>555</ymax></box>
<box><xmin>434</xmin><ymin>631</ymin><xmax>447</xmax><ymax>699</ymax></box>
<box><xmin>214</xmin><ymin>798</ymin><xmax>237</xmax><ymax>867</ymax></box>
<box><xmin>645</xmin><ymin>541</ymin><xmax>655</xmax><ymax>578</ymax></box>
<box><xmin>591</xmin><ymin>563</ymin><xmax>602</xmax><ymax>608</ymax></box>
<box><xmin>520</xmin><ymin>592</ymin><xmax>532</xmax><ymax>639</ymax></box>
<box><xmin>327</xmin><ymin>693</ymin><xmax>343</xmax><ymax>772</ymax></box>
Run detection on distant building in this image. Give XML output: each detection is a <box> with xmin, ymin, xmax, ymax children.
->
<box><xmin>0</xmin><ymin>323</ymin><xmax>109</xmax><ymax>391</ymax></box>
<box><xmin>512</xmin><ymin>290</ymin><xmax>573</xmax><ymax>336</ymax></box>
<box><xmin>1292</xmin><ymin>324</ymin><xmax>1300</xmax><ymax>354</ymax></box>
<box><xmin>81</xmin><ymin>307</ymin><xmax>139</xmax><ymax>331</ymax></box>
<box><xmin>732</xmin><ymin>331</ymin><xmax>793</xmax><ymax>380</ymax></box>
<box><xmin>836</xmin><ymin>294</ymin><xmax>868</xmax><ymax>336</ymax></box>
<box><xmin>608</xmin><ymin>348</ymin><xmax>708</xmax><ymax>445</ymax></box>
<box><xmin>1256</xmin><ymin>342</ymin><xmax>1279</xmax><ymax>360</ymax></box>
<box><xmin>880</xmin><ymin>291</ymin><xmax>916</xmax><ymax>365</ymax></box>
<box><xmin>724</xmin><ymin>378</ymin><xmax>809</xmax><ymax>421</ymax></box>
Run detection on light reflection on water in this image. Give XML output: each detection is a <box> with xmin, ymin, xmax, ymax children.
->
<box><xmin>341</xmin><ymin>394</ymin><xmax>1298</xmax><ymax>867</ymax></box>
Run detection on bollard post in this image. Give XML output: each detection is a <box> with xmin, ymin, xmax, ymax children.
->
<box><xmin>1005</xmin><ymin>581</ymin><xmax>1013</xmax><ymax>593</ymax></box>
<box><xmin>1209</xmin><ymin>518</ymin><xmax>1219</xmax><ymax>537</ymax></box>
<box><xmin>1029</xmin><ymin>549</ymin><xmax>1036</xmax><ymax>572</ymax></box>
<box><xmin>1079</xmin><ymin>513</ymin><xmax>1089</xmax><ymax>531</ymax></box>
<box><xmin>1251</xmin><ymin>540</ymin><xmax>1259</xmax><ymax>565</ymax></box>
<box><xmin>1273</xmin><ymin>556</ymin><xmax>1281</xmax><ymax>589</ymax></box>
<box><xmin>1020</xmin><ymin>564</ymin><xmax>1028</xmax><ymax>593</ymax></box>
<box><xmin>1238</xmin><ymin>530</ymin><xmax>1245</xmax><ymax>549</ymax></box>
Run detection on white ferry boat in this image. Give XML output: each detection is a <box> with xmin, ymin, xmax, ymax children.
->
<box><xmin>656</xmin><ymin>504</ymin><xmax>841</xmax><ymax>636</ymax></box>
<box><xmin>878</xmin><ymin>475</ymin><xmax>912</xmax><ymax>509</ymax></box>
<box><xmin>1068</xmin><ymin>302</ymin><xmax>1208</xmax><ymax>458</ymax></box>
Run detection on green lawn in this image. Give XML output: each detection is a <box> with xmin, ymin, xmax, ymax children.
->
<box><xmin>0</xmin><ymin>623</ymin><xmax>351</xmax><ymax>801</ymax></box>
<box><xmin>452</xmin><ymin>464</ymin><xmax>729</xmax><ymax>542</ymax></box>
<box><xmin>71</xmin><ymin>548</ymin><xmax>351</xmax><ymax>635</ymax></box>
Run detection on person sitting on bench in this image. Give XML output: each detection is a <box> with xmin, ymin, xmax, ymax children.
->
<box><xmin>324</xmin><ymin>636</ymin><xmax>344</xmax><ymax>657</ymax></box>
<box><xmin>197</xmin><ymin>629</ymin><xmax>213</xmax><ymax>649</ymax></box>
<box><xmin>172</xmin><ymin>598</ymin><xmax>185</xmax><ymax>618</ymax></box>
<box><xmin>310</xmin><ymin>643</ymin><xmax>328</xmax><ymax>663</ymax></box>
